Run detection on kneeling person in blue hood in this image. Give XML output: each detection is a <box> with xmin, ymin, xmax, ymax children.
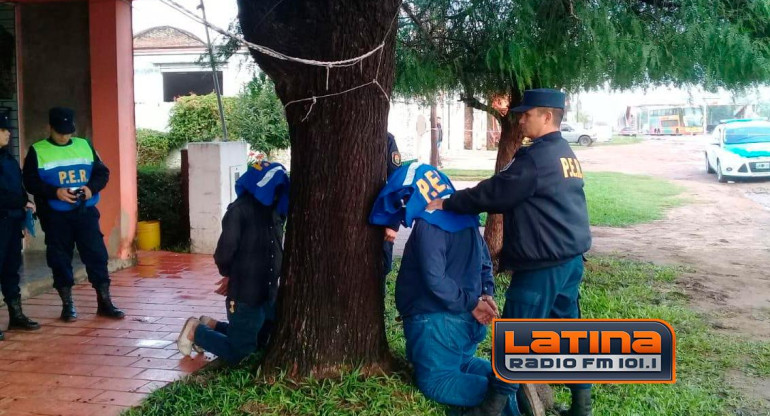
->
<box><xmin>177</xmin><ymin>161</ymin><xmax>289</xmax><ymax>365</ymax></box>
<box><xmin>370</xmin><ymin>163</ymin><xmax>518</xmax><ymax>415</ymax></box>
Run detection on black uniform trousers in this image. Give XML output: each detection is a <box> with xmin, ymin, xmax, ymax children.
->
<box><xmin>0</xmin><ymin>217</ymin><xmax>23</xmax><ymax>302</ymax></box>
<box><xmin>40</xmin><ymin>206</ymin><xmax>110</xmax><ymax>289</ymax></box>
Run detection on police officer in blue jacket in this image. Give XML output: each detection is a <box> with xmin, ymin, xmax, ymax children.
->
<box><xmin>428</xmin><ymin>89</ymin><xmax>593</xmax><ymax>416</ymax></box>
<box><xmin>0</xmin><ymin>111</ymin><xmax>40</xmax><ymax>339</ymax></box>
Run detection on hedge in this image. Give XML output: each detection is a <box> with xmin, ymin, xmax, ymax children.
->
<box><xmin>137</xmin><ymin>166</ymin><xmax>190</xmax><ymax>251</ymax></box>
<box><xmin>136</xmin><ymin>128</ymin><xmax>172</xmax><ymax>166</ymax></box>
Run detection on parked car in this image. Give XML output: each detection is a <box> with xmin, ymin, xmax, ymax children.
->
<box><xmin>560</xmin><ymin>123</ymin><xmax>598</xmax><ymax>146</ymax></box>
<box><xmin>705</xmin><ymin>119</ymin><xmax>770</xmax><ymax>183</ymax></box>
<box><xmin>619</xmin><ymin>126</ymin><xmax>638</xmax><ymax>136</ymax></box>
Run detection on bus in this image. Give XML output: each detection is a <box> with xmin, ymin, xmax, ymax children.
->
<box><xmin>647</xmin><ymin>106</ymin><xmax>705</xmax><ymax>135</ymax></box>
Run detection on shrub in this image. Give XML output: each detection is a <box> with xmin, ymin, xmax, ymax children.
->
<box><xmin>167</xmin><ymin>94</ymin><xmax>237</xmax><ymax>149</ymax></box>
<box><xmin>231</xmin><ymin>73</ymin><xmax>290</xmax><ymax>155</ymax></box>
<box><xmin>166</xmin><ymin>74</ymin><xmax>290</xmax><ymax>155</ymax></box>
<box><xmin>136</xmin><ymin>128</ymin><xmax>171</xmax><ymax>166</ymax></box>
<box><xmin>137</xmin><ymin>166</ymin><xmax>190</xmax><ymax>251</ymax></box>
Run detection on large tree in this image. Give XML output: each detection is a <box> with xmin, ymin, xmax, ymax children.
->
<box><xmin>397</xmin><ymin>0</ymin><xmax>770</xmax><ymax>265</ymax></box>
<box><xmin>237</xmin><ymin>0</ymin><xmax>401</xmax><ymax>377</ymax></box>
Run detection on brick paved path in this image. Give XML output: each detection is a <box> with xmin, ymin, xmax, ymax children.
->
<box><xmin>0</xmin><ymin>251</ymin><xmax>226</xmax><ymax>416</ymax></box>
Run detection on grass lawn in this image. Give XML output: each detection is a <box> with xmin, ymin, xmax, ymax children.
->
<box><xmin>444</xmin><ymin>171</ymin><xmax>687</xmax><ymax>228</ymax></box>
<box><xmin>125</xmin><ymin>256</ymin><xmax>770</xmax><ymax>416</ymax></box>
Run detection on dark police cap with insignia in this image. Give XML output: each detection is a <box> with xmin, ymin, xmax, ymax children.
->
<box><xmin>49</xmin><ymin>107</ymin><xmax>76</xmax><ymax>134</ymax></box>
<box><xmin>0</xmin><ymin>111</ymin><xmax>11</xmax><ymax>130</ymax></box>
<box><xmin>511</xmin><ymin>88</ymin><xmax>566</xmax><ymax>113</ymax></box>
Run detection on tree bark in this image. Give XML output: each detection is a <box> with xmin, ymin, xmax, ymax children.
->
<box><xmin>483</xmin><ymin>88</ymin><xmax>524</xmax><ymax>271</ymax></box>
<box><xmin>464</xmin><ymin>105</ymin><xmax>473</xmax><ymax>150</ymax></box>
<box><xmin>430</xmin><ymin>104</ymin><xmax>439</xmax><ymax>166</ymax></box>
<box><xmin>237</xmin><ymin>0</ymin><xmax>399</xmax><ymax>378</ymax></box>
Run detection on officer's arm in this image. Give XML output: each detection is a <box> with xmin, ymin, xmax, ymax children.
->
<box><xmin>414</xmin><ymin>221</ymin><xmax>477</xmax><ymax>313</ymax></box>
<box><xmin>86</xmin><ymin>144</ymin><xmax>110</xmax><ymax>194</ymax></box>
<box><xmin>22</xmin><ymin>146</ymin><xmax>58</xmax><ymax>200</ymax></box>
<box><xmin>213</xmin><ymin>203</ymin><xmax>242</xmax><ymax>278</ymax></box>
<box><xmin>444</xmin><ymin>156</ymin><xmax>537</xmax><ymax>214</ymax></box>
<box><xmin>480</xmin><ymin>237</ymin><xmax>494</xmax><ymax>296</ymax></box>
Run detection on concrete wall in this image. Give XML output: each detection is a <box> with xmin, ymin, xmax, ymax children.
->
<box><xmin>19</xmin><ymin>3</ymin><xmax>92</xmax><ymax>146</ymax></box>
<box><xmin>188</xmin><ymin>141</ymin><xmax>247</xmax><ymax>254</ymax></box>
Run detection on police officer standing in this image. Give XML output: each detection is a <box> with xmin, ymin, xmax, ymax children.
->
<box><xmin>427</xmin><ymin>89</ymin><xmax>593</xmax><ymax>416</ymax></box>
<box><xmin>23</xmin><ymin>108</ymin><xmax>124</xmax><ymax>322</ymax></box>
<box><xmin>383</xmin><ymin>132</ymin><xmax>401</xmax><ymax>290</ymax></box>
<box><xmin>0</xmin><ymin>111</ymin><xmax>40</xmax><ymax>339</ymax></box>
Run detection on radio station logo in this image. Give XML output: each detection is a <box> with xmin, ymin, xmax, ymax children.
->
<box><xmin>492</xmin><ymin>319</ymin><xmax>675</xmax><ymax>384</ymax></box>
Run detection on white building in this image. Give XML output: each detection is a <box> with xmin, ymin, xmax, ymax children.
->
<box><xmin>133</xmin><ymin>26</ymin><xmax>256</xmax><ymax>132</ymax></box>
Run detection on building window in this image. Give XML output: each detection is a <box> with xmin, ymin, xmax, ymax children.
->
<box><xmin>162</xmin><ymin>71</ymin><xmax>223</xmax><ymax>102</ymax></box>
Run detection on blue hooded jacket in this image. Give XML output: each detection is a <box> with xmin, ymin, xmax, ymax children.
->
<box><xmin>234</xmin><ymin>161</ymin><xmax>290</xmax><ymax>215</ymax></box>
<box><xmin>369</xmin><ymin>163</ymin><xmax>478</xmax><ymax>233</ymax></box>
<box><xmin>369</xmin><ymin>163</ymin><xmax>492</xmax><ymax>317</ymax></box>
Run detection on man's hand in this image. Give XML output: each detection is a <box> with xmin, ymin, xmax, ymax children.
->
<box><xmin>26</xmin><ymin>201</ymin><xmax>36</xmax><ymax>214</ymax></box>
<box><xmin>472</xmin><ymin>298</ymin><xmax>496</xmax><ymax>325</ymax></box>
<box><xmin>81</xmin><ymin>186</ymin><xmax>93</xmax><ymax>200</ymax></box>
<box><xmin>384</xmin><ymin>228</ymin><xmax>397</xmax><ymax>243</ymax></box>
<box><xmin>426</xmin><ymin>198</ymin><xmax>445</xmax><ymax>211</ymax></box>
<box><xmin>214</xmin><ymin>277</ymin><xmax>229</xmax><ymax>296</ymax></box>
<box><xmin>56</xmin><ymin>188</ymin><xmax>77</xmax><ymax>203</ymax></box>
<box><xmin>481</xmin><ymin>295</ymin><xmax>500</xmax><ymax>318</ymax></box>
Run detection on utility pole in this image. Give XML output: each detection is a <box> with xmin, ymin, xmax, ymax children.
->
<box><xmin>198</xmin><ymin>0</ymin><xmax>228</xmax><ymax>141</ymax></box>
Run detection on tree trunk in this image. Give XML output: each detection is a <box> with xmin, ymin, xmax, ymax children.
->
<box><xmin>238</xmin><ymin>0</ymin><xmax>399</xmax><ymax>378</ymax></box>
<box><xmin>430</xmin><ymin>104</ymin><xmax>439</xmax><ymax>166</ymax></box>
<box><xmin>464</xmin><ymin>105</ymin><xmax>473</xmax><ymax>150</ymax></box>
<box><xmin>483</xmin><ymin>89</ymin><xmax>524</xmax><ymax>271</ymax></box>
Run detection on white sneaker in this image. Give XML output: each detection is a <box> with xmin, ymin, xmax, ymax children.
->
<box><xmin>177</xmin><ymin>317</ymin><xmax>199</xmax><ymax>356</ymax></box>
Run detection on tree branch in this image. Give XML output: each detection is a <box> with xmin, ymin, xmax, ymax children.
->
<box><xmin>460</xmin><ymin>94</ymin><xmax>503</xmax><ymax>122</ymax></box>
<box><xmin>401</xmin><ymin>3</ymin><xmax>435</xmax><ymax>48</ymax></box>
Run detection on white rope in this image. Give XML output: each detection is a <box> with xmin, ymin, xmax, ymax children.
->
<box><xmin>158</xmin><ymin>0</ymin><xmax>401</xmax><ymax>122</ymax></box>
<box><xmin>159</xmin><ymin>0</ymin><xmax>394</xmax><ymax>69</ymax></box>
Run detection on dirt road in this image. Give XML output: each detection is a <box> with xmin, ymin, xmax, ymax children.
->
<box><xmin>578</xmin><ymin>137</ymin><xmax>770</xmax><ymax>342</ymax></box>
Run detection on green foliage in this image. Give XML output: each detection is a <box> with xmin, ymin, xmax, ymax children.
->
<box><xmin>137</xmin><ymin>166</ymin><xmax>190</xmax><ymax>251</ymax></box>
<box><xmin>136</xmin><ymin>128</ymin><xmax>172</xmax><ymax>167</ymax></box>
<box><xmin>124</xmin><ymin>256</ymin><xmax>770</xmax><ymax>415</ymax></box>
<box><xmin>397</xmin><ymin>0</ymin><xmax>770</xmax><ymax>103</ymax></box>
<box><xmin>167</xmin><ymin>94</ymin><xmax>237</xmax><ymax>149</ymax></box>
<box><xmin>167</xmin><ymin>76</ymin><xmax>289</xmax><ymax>155</ymax></box>
<box><xmin>231</xmin><ymin>74</ymin><xmax>290</xmax><ymax>155</ymax></box>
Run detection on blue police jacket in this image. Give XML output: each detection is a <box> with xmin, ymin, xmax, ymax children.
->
<box><xmin>395</xmin><ymin>218</ymin><xmax>494</xmax><ymax>318</ymax></box>
<box><xmin>443</xmin><ymin>131</ymin><xmax>592</xmax><ymax>271</ymax></box>
<box><xmin>0</xmin><ymin>146</ymin><xmax>28</xmax><ymax>220</ymax></box>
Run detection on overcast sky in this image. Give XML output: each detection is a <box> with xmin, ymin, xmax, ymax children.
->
<box><xmin>132</xmin><ymin>0</ymin><xmax>239</xmax><ymax>43</ymax></box>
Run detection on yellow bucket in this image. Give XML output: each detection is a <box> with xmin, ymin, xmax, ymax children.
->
<box><xmin>136</xmin><ymin>220</ymin><xmax>161</xmax><ymax>251</ymax></box>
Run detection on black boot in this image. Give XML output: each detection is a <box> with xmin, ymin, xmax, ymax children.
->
<box><xmin>0</xmin><ymin>328</ymin><xmax>4</xmax><ymax>341</ymax></box>
<box><xmin>559</xmin><ymin>389</ymin><xmax>592</xmax><ymax>416</ymax></box>
<box><xmin>460</xmin><ymin>390</ymin><xmax>510</xmax><ymax>416</ymax></box>
<box><xmin>95</xmin><ymin>283</ymin><xmax>125</xmax><ymax>319</ymax></box>
<box><xmin>7</xmin><ymin>297</ymin><xmax>40</xmax><ymax>330</ymax></box>
<box><xmin>57</xmin><ymin>287</ymin><xmax>78</xmax><ymax>322</ymax></box>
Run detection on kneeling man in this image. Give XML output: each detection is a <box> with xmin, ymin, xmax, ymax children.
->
<box><xmin>370</xmin><ymin>163</ymin><xmax>518</xmax><ymax>415</ymax></box>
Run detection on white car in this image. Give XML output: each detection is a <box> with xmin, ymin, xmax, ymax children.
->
<box><xmin>560</xmin><ymin>123</ymin><xmax>598</xmax><ymax>146</ymax></box>
<box><xmin>705</xmin><ymin>119</ymin><xmax>770</xmax><ymax>183</ymax></box>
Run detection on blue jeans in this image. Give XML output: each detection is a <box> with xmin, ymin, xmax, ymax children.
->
<box><xmin>194</xmin><ymin>299</ymin><xmax>267</xmax><ymax>365</ymax></box>
<box><xmin>491</xmin><ymin>256</ymin><xmax>591</xmax><ymax>396</ymax></box>
<box><xmin>403</xmin><ymin>312</ymin><xmax>519</xmax><ymax>415</ymax></box>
